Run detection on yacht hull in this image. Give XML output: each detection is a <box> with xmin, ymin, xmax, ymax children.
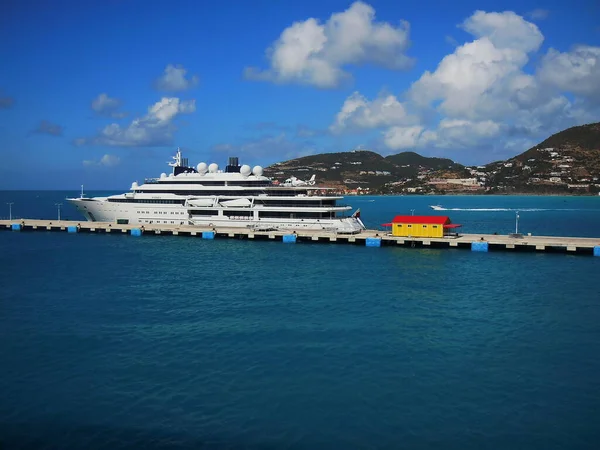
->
<box><xmin>69</xmin><ymin>149</ymin><xmax>365</xmax><ymax>235</ymax></box>
<box><xmin>68</xmin><ymin>198</ymin><xmax>364</xmax><ymax>234</ymax></box>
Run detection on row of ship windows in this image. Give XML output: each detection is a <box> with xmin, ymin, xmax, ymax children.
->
<box><xmin>156</xmin><ymin>181</ymin><xmax>271</xmax><ymax>187</ymax></box>
<box><xmin>140</xmin><ymin>220</ymin><xmax>187</xmax><ymax>225</ymax></box>
<box><xmin>259</xmin><ymin>200</ymin><xmax>337</xmax><ymax>206</ymax></box>
<box><xmin>109</xmin><ymin>199</ymin><xmax>185</xmax><ymax>204</ymax></box>
<box><xmin>133</xmin><ymin>190</ymin><xmax>309</xmax><ymax>197</ymax></box>
<box><xmin>139</xmin><ymin>211</ymin><xmax>185</xmax><ymax>215</ymax></box>
<box><xmin>189</xmin><ymin>210</ymin><xmax>336</xmax><ymax>219</ymax></box>
<box><xmin>109</xmin><ymin>198</ymin><xmax>335</xmax><ymax>206</ymax></box>
<box><xmin>137</xmin><ymin>221</ymin><xmax>325</xmax><ymax>227</ymax></box>
<box><xmin>137</xmin><ymin>220</ymin><xmax>329</xmax><ymax>227</ymax></box>
<box><xmin>135</xmin><ymin>210</ymin><xmax>329</xmax><ymax>218</ymax></box>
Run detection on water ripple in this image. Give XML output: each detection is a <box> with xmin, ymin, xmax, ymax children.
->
<box><xmin>1</xmin><ymin>230</ymin><xmax>600</xmax><ymax>449</ymax></box>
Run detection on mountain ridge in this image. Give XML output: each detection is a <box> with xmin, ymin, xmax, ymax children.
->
<box><xmin>263</xmin><ymin>122</ymin><xmax>600</xmax><ymax>195</ymax></box>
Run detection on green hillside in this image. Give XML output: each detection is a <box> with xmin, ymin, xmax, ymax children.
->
<box><xmin>262</xmin><ymin>122</ymin><xmax>600</xmax><ymax>194</ymax></box>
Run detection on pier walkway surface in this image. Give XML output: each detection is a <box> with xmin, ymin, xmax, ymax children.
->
<box><xmin>2</xmin><ymin>219</ymin><xmax>600</xmax><ymax>256</ymax></box>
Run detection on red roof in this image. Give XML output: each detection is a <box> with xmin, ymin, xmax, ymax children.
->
<box><xmin>389</xmin><ymin>215</ymin><xmax>450</xmax><ymax>224</ymax></box>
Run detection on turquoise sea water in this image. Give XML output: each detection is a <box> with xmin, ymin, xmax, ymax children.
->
<box><xmin>1</xmin><ymin>191</ymin><xmax>600</xmax><ymax>449</ymax></box>
<box><xmin>2</xmin><ymin>190</ymin><xmax>600</xmax><ymax>237</ymax></box>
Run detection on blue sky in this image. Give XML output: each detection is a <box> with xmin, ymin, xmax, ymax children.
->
<box><xmin>1</xmin><ymin>0</ymin><xmax>599</xmax><ymax>189</ymax></box>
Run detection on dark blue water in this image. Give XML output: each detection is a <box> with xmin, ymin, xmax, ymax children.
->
<box><xmin>1</xmin><ymin>192</ymin><xmax>600</xmax><ymax>449</ymax></box>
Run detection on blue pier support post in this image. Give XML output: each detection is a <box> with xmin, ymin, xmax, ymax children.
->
<box><xmin>283</xmin><ymin>234</ymin><xmax>297</xmax><ymax>243</ymax></box>
<box><xmin>130</xmin><ymin>228</ymin><xmax>143</xmax><ymax>237</ymax></box>
<box><xmin>471</xmin><ymin>241</ymin><xmax>489</xmax><ymax>252</ymax></box>
<box><xmin>594</xmin><ymin>246</ymin><xmax>600</xmax><ymax>257</ymax></box>
<box><xmin>11</xmin><ymin>223</ymin><xmax>22</xmax><ymax>231</ymax></box>
<box><xmin>202</xmin><ymin>231</ymin><xmax>215</xmax><ymax>239</ymax></box>
<box><xmin>366</xmin><ymin>237</ymin><xmax>382</xmax><ymax>247</ymax></box>
<box><xmin>67</xmin><ymin>225</ymin><xmax>79</xmax><ymax>233</ymax></box>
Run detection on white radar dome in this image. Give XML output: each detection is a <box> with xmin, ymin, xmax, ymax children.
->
<box><xmin>208</xmin><ymin>163</ymin><xmax>219</xmax><ymax>173</ymax></box>
<box><xmin>252</xmin><ymin>165</ymin><xmax>264</xmax><ymax>176</ymax></box>
<box><xmin>197</xmin><ymin>162</ymin><xmax>208</xmax><ymax>174</ymax></box>
<box><xmin>131</xmin><ymin>181</ymin><xmax>139</xmax><ymax>189</ymax></box>
<box><xmin>240</xmin><ymin>164</ymin><xmax>252</xmax><ymax>176</ymax></box>
<box><xmin>160</xmin><ymin>172</ymin><xmax>167</xmax><ymax>179</ymax></box>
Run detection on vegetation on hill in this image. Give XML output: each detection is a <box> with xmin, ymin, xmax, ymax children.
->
<box><xmin>535</xmin><ymin>122</ymin><xmax>600</xmax><ymax>151</ymax></box>
<box><xmin>484</xmin><ymin>122</ymin><xmax>600</xmax><ymax>195</ymax></box>
<box><xmin>384</xmin><ymin>151</ymin><xmax>462</xmax><ymax>171</ymax></box>
<box><xmin>263</xmin><ymin>122</ymin><xmax>600</xmax><ymax>195</ymax></box>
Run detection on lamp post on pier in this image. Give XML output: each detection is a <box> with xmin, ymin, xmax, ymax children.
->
<box><xmin>515</xmin><ymin>211</ymin><xmax>520</xmax><ymax>235</ymax></box>
<box><xmin>7</xmin><ymin>202</ymin><xmax>13</xmax><ymax>221</ymax></box>
<box><xmin>55</xmin><ymin>203</ymin><xmax>62</xmax><ymax>221</ymax></box>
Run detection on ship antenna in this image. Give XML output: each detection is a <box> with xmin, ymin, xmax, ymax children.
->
<box><xmin>168</xmin><ymin>147</ymin><xmax>183</xmax><ymax>173</ymax></box>
<box><xmin>80</xmin><ymin>184</ymin><xmax>85</xmax><ymax>198</ymax></box>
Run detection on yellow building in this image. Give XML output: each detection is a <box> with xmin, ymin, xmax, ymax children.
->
<box><xmin>382</xmin><ymin>215</ymin><xmax>461</xmax><ymax>238</ymax></box>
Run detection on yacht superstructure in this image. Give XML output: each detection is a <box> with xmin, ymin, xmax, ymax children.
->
<box><xmin>68</xmin><ymin>149</ymin><xmax>365</xmax><ymax>234</ymax></box>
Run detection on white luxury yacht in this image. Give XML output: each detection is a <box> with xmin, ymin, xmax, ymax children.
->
<box><xmin>68</xmin><ymin>149</ymin><xmax>366</xmax><ymax>234</ymax></box>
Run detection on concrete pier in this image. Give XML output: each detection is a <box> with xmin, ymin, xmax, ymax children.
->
<box><xmin>2</xmin><ymin>219</ymin><xmax>600</xmax><ymax>256</ymax></box>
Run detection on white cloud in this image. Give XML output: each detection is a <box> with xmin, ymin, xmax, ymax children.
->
<box><xmin>155</xmin><ymin>64</ymin><xmax>199</xmax><ymax>91</ymax></box>
<box><xmin>461</xmin><ymin>10</ymin><xmax>543</xmax><ymax>53</ymax></box>
<box><xmin>383</xmin><ymin>126</ymin><xmax>425</xmax><ymax>150</ymax></box>
<box><xmin>100</xmin><ymin>154</ymin><xmax>120</xmax><ymax>166</ymax></box>
<box><xmin>212</xmin><ymin>133</ymin><xmax>316</xmax><ymax>160</ymax></box>
<box><xmin>409</xmin><ymin>11</ymin><xmax>544</xmax><ymax>119</ymax></box>
<box><xmin>83</xmin><ymin>154</ymin><xmax>121</xmax><ymax>167</ymax></box>
<box><xmin>245</xmin><ymin>1</ymin><xmax>413</xmax><ymax>88</ymax></box>
<box><xmin>434</xmin><ymin>119</ymin><xmax>501</xmax><ymax>147</ymax></box>
<box><xmin>91</xmin><ymin>93</ymin><xmax>127</xmax><ymax>118</ymax></box>
<box><xmin>331</xmin><ymin>91</ymin><xmax>413</xmax><ymax>132</ymax></box>
<box><xmin>77</xmin><ymin>97</ymin><xmax>196</xmax><ymax>147</ymax></box>
<box><xmin>382</xmin><ymin>119</ymin><xmax>502</xmax><ymax>151</ymax></box>
<box><xmin>537</xmin><ymin>46</ymin><xmax>600</xmax><ymax>101</ymax></box>
<box><xmin>330</xmin><ymin>9</ymin><xmax>598</xmax><ymax>157</ymax></box>
<box><xmin>149</xmin><ymin>96</ymin><xmax>196</xmax><ymax>121</ymax></box>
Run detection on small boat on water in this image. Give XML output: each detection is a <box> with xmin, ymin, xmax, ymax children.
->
<box><xmin>430</xmin><ymin>205</ymin><xmax>445</xmax><ymax>211</ymax></box>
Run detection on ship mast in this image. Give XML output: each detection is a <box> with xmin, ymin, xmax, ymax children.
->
<box><xmin>168</xmin><ymin>148</ymin><xmax>183</xmax><ymax>174</ymax></box>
